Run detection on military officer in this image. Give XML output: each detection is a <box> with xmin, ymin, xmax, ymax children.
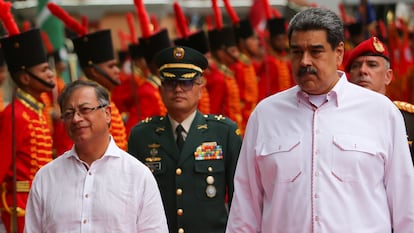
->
<box><xmin>0</xmin><ymin>26</ymin><xmax>55</xmax><ymax>233</ymax></box>
<box><xmin>128</xmin><ymin>46</ymin><xmax>242</xmax><ymax>233</ymax></box>
<box><xmin>345</xmin><ymin>36</ymin><xmax>414</xmax><ymax>165</ymax></box>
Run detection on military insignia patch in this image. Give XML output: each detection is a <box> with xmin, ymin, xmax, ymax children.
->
<box><xmin>173</xmin><ymin>47</ymin><xmax>185</xmax><ymax>59</ymax></box>
<box><xmin>194</xmin><ymin>142</ymin><xmax>223</xmax><ymax>160</ymax></box>
<box><xmin>373</xmin><ymin>37</ymin><xmax>384</xmax><ymax>53</ymax></box>
<box><xmin>145</xmin><ymin>144</ymin><xmax>162</xmax><ymax>172</ymax></box>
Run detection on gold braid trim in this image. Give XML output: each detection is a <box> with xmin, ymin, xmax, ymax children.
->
<box><xmin>394</xmin><ymin>101</ymin><xmax>414</xmax><ymax>114</ymax></box>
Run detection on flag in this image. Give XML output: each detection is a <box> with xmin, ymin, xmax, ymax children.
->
<box><xmin>36</xmin><ymin>0</ymin><xmax>65</xmax><ymax>51</ymax></box>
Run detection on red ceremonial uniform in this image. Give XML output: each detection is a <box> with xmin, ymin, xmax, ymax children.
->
<box><xmin>109</xmin><ymin>100</ymin><xmax>128</xmax><ymax>151</ymax></box>
<box><xmin>230</xmin><ymin>54</ymin><xmax>258</xmax><ymax>130</ymax></box>
<box><xmin>258</xmin><ymin>53</ymin><xmax>293</xmax><ymax>101</ymax></box>
<box><xmin>204</xmin><ymin>63</ymin><xmax>226</xmax><ymax>114</ymax></box>
<box><xmin>0</xmin><ymin>89</ymin><xmax>53</xmax><ymax>233</ymax></box>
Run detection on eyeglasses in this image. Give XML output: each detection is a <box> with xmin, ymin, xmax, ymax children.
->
<box><xmin>62</xmin><ymin>104</ymin><xmax>107</xmax><ymax>120</ymax></box>
<box><xmin>161</xmin><ymin>79</ymin><xmax>202</xmax><ymax>92</ymax></box>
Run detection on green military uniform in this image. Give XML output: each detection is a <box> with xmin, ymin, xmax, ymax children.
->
<box><xmin>128</xmin><ymin>45</ymin><xmax>242</xmax><ymax>233</ymax></box>
<box><xmin>128</xmin><ymin>113</ymin><xmax>241</xmax><ymax>233</ymax></box>
<box><xmin>394</xmin><ymin>101</ymin><xmax>414</xmax><ymax>166</ymax></box>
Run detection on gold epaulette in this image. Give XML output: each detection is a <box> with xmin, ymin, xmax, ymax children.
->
<box><xmin>393</xmin><ymin>101</ymin><xmax>414</xmax><ymax>114</ymax></box>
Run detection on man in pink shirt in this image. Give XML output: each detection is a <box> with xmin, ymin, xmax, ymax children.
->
<box><xmin>226</xmin><ymin>7</ymin><xmax>414</xmax><ymax>233</ymax></box>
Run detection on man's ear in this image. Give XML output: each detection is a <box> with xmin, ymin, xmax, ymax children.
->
<box><xmin>385</xmin><ymin>68</ymin><xmax>393</xmax><ymax>86</ymax></box>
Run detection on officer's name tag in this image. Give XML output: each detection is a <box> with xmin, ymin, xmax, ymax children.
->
<box><xmin>146</xmin><ymin>162</ymin><xmax>161</xmax><ymax>172</ymax></box>
<box><xmin>194</xmin><ymin>142</ymin><xmax>223</xmax><ymax>160</ymax></box>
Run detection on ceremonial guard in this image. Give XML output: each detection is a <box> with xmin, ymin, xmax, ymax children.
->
<box><xmin>207</xmin><ymin>0</ymin><xmax>243</xmax><ymax>132</ymax></box>
<box><xmin>257</xmin><ymin>1</ymin><xmax>293</xmax><ymax>100</ymax></box>
<box><xmin>128</xmin><ymin>46</ymin><xmax>242</xmax><ymax>233</ymax></box>
<box><xmin>48</xmin><ymin>3</ymin><xmax>128</xmax><ymax>150</ymax></box>
<box><xmin>0</xmin><ymin>2</ymin><xmax>55</xmax><ymax>231</ymax></box>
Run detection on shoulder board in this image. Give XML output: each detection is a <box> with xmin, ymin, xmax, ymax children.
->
<box><xmin>217</xmin><ymin>64</ymin><xmax>234</xmax><ymax>77</ymax></box>
<box><xmin>393</xmin><ymin>101</ymin><xmax>414</xmax><ymax>114</ymax></box>
<box><xmin>203</xmin><ymin>114</ymin><xmax>241</xmax><ymax>136</ymax></box>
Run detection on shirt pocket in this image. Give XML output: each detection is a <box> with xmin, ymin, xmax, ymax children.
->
<box><xmin>332</xmin><ymin>134</ymin><xmax>380</xmax><ymax>183</ymax></box>
<box><xmin>194</xmin><ymin>160</ymin><xmax>225</xmax><ymax>201</ymax></box>
<box><xmin>256</xmin><ymin>135</ymin><xmax>303</xmax><ymax>183</ymax></box>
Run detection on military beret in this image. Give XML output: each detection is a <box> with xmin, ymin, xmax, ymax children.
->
<box><xmin>154</xmin><ymin>46</ymin><xmax>208</xmax><ymax>81</ymax></box>
<box><xmin>344</xmin><ymin>36</ymin><xmax>389</xmax><ymax>72</ymax></box>
<box><xmin>72</xmin><ymin>30</ymin><xmax>115</xmax><ymax>68</ymax></box>
<box><xmin>0</xmin><ymin>29</ymin><xmax>47</xmax><ymax>73</ymax></box>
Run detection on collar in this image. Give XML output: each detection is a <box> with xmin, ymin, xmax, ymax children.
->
<box><xmin>296</xmin><ymin>70</ymin><xmax>346</xmax><ymax>107</ymax></box>
<box><xmin>16</xmin><ymin>88</ymin><xmax>45</xmax><ymax>113</ymax></box>
<box><xmin>169</xmin><ymin>110</ymin><xmax>197</xmax><ymax>133</ymax></box>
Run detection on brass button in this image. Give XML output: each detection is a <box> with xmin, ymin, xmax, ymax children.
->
<box><xmin>176</xmin><ymin>168</ymin><xmax>182</xmax><ymax>175</ymax></box>
<box><xmin>177</xmin><ymin>208</ymin><xmax>183</xmax><ymax>216</ymax></box>
<box><xmin>176</xmin><ymin>188</ymin><xmax>183</xmax><ymax>196</ymax></box>
<box><xmin>206</xmin><ymin>176</ymin><xmax>214</xmax><ymax>184</ymax></box>
<box><xmin>208</xmin><ymin>166</ymin><xmax>213</xmax><ymax>172</ymax></box>
<box><xmin>178</xmin><ymin>228</ymin><xmax>184</xmax><ymax>233</ymax></box>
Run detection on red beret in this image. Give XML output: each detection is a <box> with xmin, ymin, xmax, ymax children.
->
<box><xmin>344</xmin><ymin>36</ymin><xmax>389</xmax><ymax>72</ymax></box>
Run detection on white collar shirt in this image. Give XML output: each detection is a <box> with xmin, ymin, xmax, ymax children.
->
<box><xmin>226</xmin><ymin>72</ymin><xmax>414</xmax><ymax>233</ymax></box>
<box><xmin>25</xmin><ymin>137</ymin><xmax>168</xmax><ymax>233</ymax></box>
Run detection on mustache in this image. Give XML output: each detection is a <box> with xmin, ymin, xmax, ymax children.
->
<box><xmin>298</xmin><ymin>66</ymin><xmax>318</xmax><ymax>76</ymax></box>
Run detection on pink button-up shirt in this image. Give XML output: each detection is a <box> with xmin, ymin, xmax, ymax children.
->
<box><xmin>226</xmin><ymin>72</ymin><xmax>414</xmax><ymax>233</ymax></box>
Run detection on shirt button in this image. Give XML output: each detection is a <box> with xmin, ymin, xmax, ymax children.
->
<box><xmin>314</xmin><ymin>194</ymin><xmax>319</xmax><ymax>199</ymax></box>
<box><xmin>176</xmin><ymin>168</ymin><xmax>182</xmax><ymax>176</ymax></box>
<box><xmin>178</xmin><ymin>228</ymin><xmax>184</xmax><ymax>233</ymax></box>
<box><xmin>83</xmin><ymin>219</ymin><xmax>88</xmax><ymax>224</ymax></box>
<box><xmin>177</xmin><ymin>209</ymin><xmax>183</xmax><ymax>216</ymax></box>
<box><xmin>85</xmin><ymin>194</ymin><xmax>89</xmax><ymax>198</ymax></box>
<box><xmin>88</xmin><ymin>172</ymin><xmax>92</xmax><ymax>176</ymax></box>
<box><xmin>315</xmin><ymin>216</ymin><xmax>319</xmax><ymax>222</ymax></box>
<box><xmin>176</xmin><ymin>188</ymin><xmax>183</xmax><ymax>196</ymax></box>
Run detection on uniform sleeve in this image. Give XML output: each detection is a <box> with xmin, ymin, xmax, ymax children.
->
<box><xmin>385</xmin><ymin>108</ymin><xmax>414</xmax><ymax>232</ymax></box>
<box><xmin>136</xmin><ymin>168</ymin><xmax>168</xmax><ymax>233</ymax></box>
<box><xmin>226</xmin><ymin>110</ymin><xmax>264</xmax><ymax>233</ymax></box>
<box><xmin>24</xmin><ymin>174</ymin><xmax>43</xmax><ymax>233</ymax></box>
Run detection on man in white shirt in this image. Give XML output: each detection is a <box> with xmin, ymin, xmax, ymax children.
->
<box><xmin>24</xmin><ymin>79</ymin><xmax>168</xmax><ymax>233</ymax></box>
<box><xmin>226</xmin><ymin>7</ymin><xmax>414</xmax><ymax>233</ymax></box>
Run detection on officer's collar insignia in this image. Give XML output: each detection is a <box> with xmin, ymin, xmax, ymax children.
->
<box><xmin>173</xmin><ymin>47</ymin><xmax>185</xmax><ymax>59</ymax></box>
<box><xmin>373</xmin><ymin>37</ymin><xmax>384</xmax><ymax>53</ymax></box>
<box><xmin>142</xmin><ymin>117</ymin><xmax>152</xmax><ymax>123</ymax></box>
<box><xmin>155</xmin><ymin>127</ymin><xmax>165</xmax><ymax>133</ymax></box>
<box><xmin>235</xmin><ymin>129</ymin><xmax>241</xmax><ymax>136</ymax></box>
<box><xmin>197</xmin><ymin>124</ymin><xmax>208</xmax><ymax>129</ymax></box>
<box><xmin>214</xmin><ymin>115</ymin><xmax>226</xmax><ymax>120</ymax></box>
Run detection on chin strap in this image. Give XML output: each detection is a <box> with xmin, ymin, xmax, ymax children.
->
<box><xmin>24</xmin><ymin>70</ymin><xmax>55</xmax><ymax>89</ymax></box>
<box><xmin>92</xmin><ymin>64</ymin><xmax>120</xmax><ymax>86</ymax></box>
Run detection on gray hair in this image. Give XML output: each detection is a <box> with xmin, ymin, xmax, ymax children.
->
<box><xmin>58</xmin><ymin>79</ymin><xmax>110</xmax><ymax>112</ymax></box>
<box><xmin>287</xmin><ymin>8</ymin><xmax>344</xmax><ymax>50</ymax></box>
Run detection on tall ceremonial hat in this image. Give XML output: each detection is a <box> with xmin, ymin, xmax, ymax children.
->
<box><xmin>263</xmin><ymin>0</ymin><xmax>286</xmax><ymax>36</ymax></box>
<box><xmin>0</xmin><ymin>1</ymin><xmax>47</xmax><ymax>73</ymax></box>
<box><xmin>173</xmin><ymin>1</ymin><xmax>210</xmax><ymax>54</ymax></box>
<box><xmin>47</xmin><ymin>3</ymin><xmax>115</xmax><ymax>68</ymax></box>
<box><xmin>72</xmin><ymin>30</ymin><xmax>115</xmax><ymax>67</ymax></box>
<box><xmin>223</xmin><ymin>0</ymin><xmax>254</xmax><ymax>41</ymax></box>
<box><xmin>134</xmin><ymin>0</ymin><xmax>170</xmax><ymax>64</ymax></box>
<box><xmin>154</xmin><ymin>45</ymin><xmax>208</xmax><ymax>81</ymax></box>
<box><xmin>344</xmin><ymin>36</ymin><xmax>389</xmax><ymax>72</ymax></box>
<box><xmin>207</xmin><ymin>0</ymin><xmax>237</xmax><ymax>51</ymax></box>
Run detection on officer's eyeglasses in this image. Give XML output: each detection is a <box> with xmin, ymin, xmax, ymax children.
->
<box><xmin>161</xmin><ymin>79</ymin><xmax>202</xmax><ymax>92</ymax></box>
<box><xmin>62</xmin><ymin>104</ymin><xmax>108</xmax><ymax>120</ymax></box>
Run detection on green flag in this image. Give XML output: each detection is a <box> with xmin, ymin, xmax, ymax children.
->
<box><xmin>36</xmin><ymin>0</ymin><xmax>65</xmax><ymax>51</ymax></box>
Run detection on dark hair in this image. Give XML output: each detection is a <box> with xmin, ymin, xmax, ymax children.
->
<box><xmin>58</xmin><ymin>79</ymin><xmax>109</xmax><ymax>112</ymax></box>
<box><xmin>287</xmin><ymin>8</ymin><xmax>344</xmax><ymax>50</ymax></box>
